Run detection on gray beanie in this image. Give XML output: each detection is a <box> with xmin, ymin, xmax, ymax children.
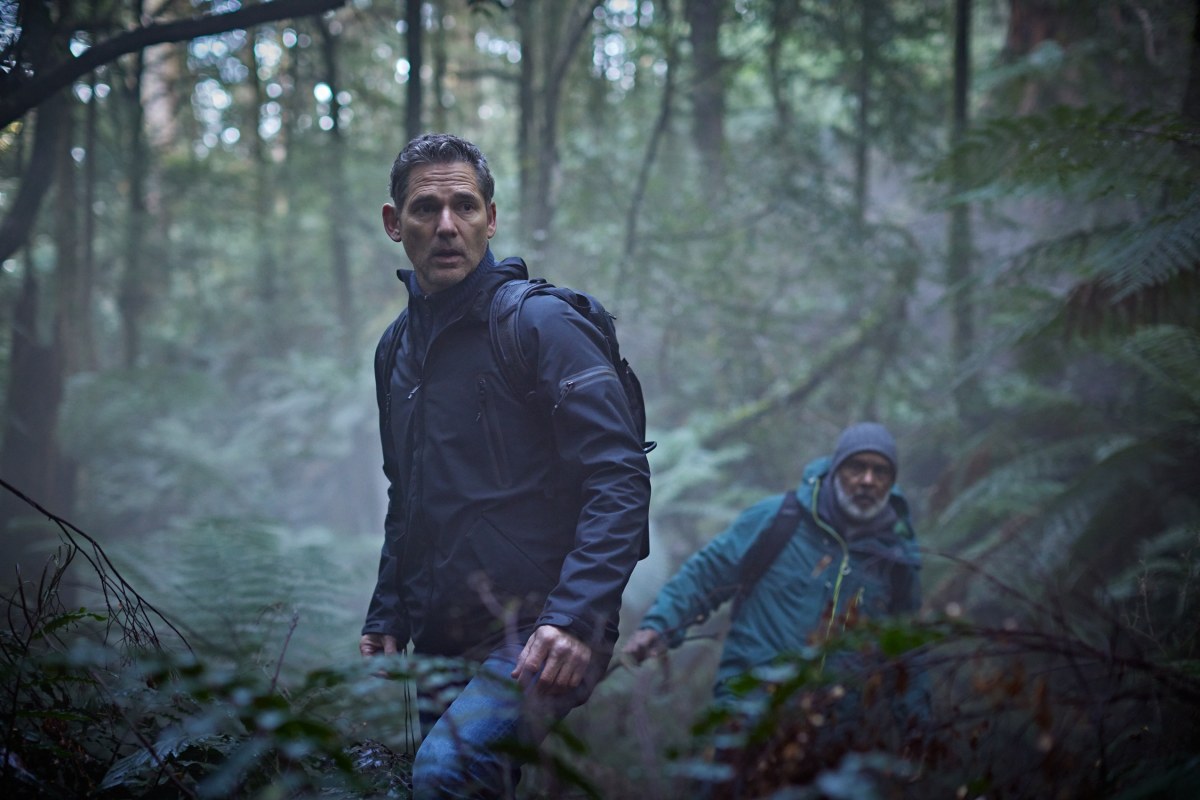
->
<box><xmin>830</xmin><ymin>422</ymin><xmax>898</xmax><ymax>476</ymax></box>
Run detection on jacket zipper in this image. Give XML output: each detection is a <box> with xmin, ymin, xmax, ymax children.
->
<box><xmin>553</xmin><ymin>365</ymin><xmax>617</xmax><ymax>412</ymax></box>
<box><xmin>477</xmin><ymin>377</ymin><xmax>513</xmax><ymax>488</ymax></box>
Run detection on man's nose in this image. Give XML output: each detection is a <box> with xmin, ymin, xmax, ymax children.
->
<box><xmin>436</xmin><ymin>207</ymin><xmax>457</xmax><ymax>235</ymax></box>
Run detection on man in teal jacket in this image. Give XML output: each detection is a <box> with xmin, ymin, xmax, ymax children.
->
<box><xmin>623</xmin><ymin>422</ymin><xmax>921</xmax><ymax>704</ymax></box>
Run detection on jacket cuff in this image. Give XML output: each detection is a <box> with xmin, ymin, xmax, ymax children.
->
<box><xmin>361</xmin><ymin>621</ymin><xmax>408</xmax><ymax>641</ymax></box>
<box><xmin>536</xmin><ymin>611</ymin><xmax>606</xmax><ymax>648</ymax></box>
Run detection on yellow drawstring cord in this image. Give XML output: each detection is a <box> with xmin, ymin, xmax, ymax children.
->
<box><xmin>810</xmin><ymin>477</ymin><xmax>850</xmax><ymax>675</ymax></box>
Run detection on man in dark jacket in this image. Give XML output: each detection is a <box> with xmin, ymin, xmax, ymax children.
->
<box><xmin>359</xmin><ymin>133</ymin><xmax>652</xmax><ymax>798</ymax></box>
<box><xmin>623</xmin><ymin>423</ymin><xmax>921</xmax><ymax>703</ymax></box>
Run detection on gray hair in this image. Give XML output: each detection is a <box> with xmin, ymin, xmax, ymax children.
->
<box><xmin>388</xmin><ymin>133</ymin><xmax>495</xmax><ymax>207</ymax></box>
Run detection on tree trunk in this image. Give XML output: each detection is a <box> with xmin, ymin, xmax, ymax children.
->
<box><xmin>685</xmin><ymin>0</ymin><xmax>725</xmax><ymax>191</ymax></box>
<box><xmin>948</xmin><ymin>0</ymin><xmax>981</xmax><ymax>422</ymax></box>
<box><xmin>117</xmin><ymin>39</ymin><xmax>149</xmax><ymax>369</ymax></box>
<box><xmin>767</xmin><ymin>0</ymin><xmax>796</xmax><ymax>134</ymax></box>
<box><xmin>406</xmin><ymin>0</ymin><xmax>424</xmax><ymax>141</ymax></box>
<box><xmin>853</xmin><ymin>0</ymin><xmax>875</xmax><ymax>232</ymax></box>
<box><xmin>0</xmin><ymin>97</ymin><xmax>70</xmax><ymax>539</ymax></box>
<box><xmin>514</xmin><ymin>0</ymin><xmax>603</xmax><ymax>250</ymax></box>
<box><xmin>250</xmin><ymin>33</ymin><xmax>282</xmax><ymax>353</ymax></box>
<box><xmin>318</xmin><ymin>18</ymin><xmax>356</xmax><ymax>359</ymax></box>
<box><xmin>516</xmin><ymin>0</ymin><xmax>536</xmax><ymax>242</ymax></box>
<box><xmin>431</xmin><ymin>1</ymin><xmax>448</xmax><ymax>132</ymax></box>
<box><xmin>622</xmin><ymin>0</ymin><xmax>678</xmax><ymax>265</ymax></box>
<box><xmin>0</xmin><ymin>0</ymin><xmax>65</xmax><ymax>266</ymax></box>
<box><xmin>79</xmin><ymin>69</ymin><xmax>99</xmax><ymax>372</ymax></box>
<box><xmin>1182</xmin><ymin>0</ymin><xmax>1200</xmax><ymax>126</ymax></box>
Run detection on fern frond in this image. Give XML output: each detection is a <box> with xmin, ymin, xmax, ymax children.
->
<box><xmin>1060</xmin><ymin>269</ymin><xmax>1200</xmax><ymax>339</ymax></box>
<box><xmin>1121</xmin><ymin>324</ymin><xmax>1200</xmax><ymax>400</ymax></box>
<box><xmin>931</xmin><ymin>106</ymin><xmax>1199</xmax><ymax>202</ymax></box>
<box><xmin>1101</xmin><ymin>189</ymin><xmax>1200</xmax><ymax>299</ymax></box>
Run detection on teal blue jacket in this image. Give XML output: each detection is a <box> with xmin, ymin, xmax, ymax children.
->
<box><xmin>640</xmin><ymin>456</ymin><xmax>921</xmax><ymax>699</ymax></box>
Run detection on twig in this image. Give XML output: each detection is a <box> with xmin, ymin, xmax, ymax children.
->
<box><xmin>269</xmin><ymin>611</ymin><xmax>301</xmax><ymax>696</ymax></box>
<box><xmin>0</xmin><ymin>476</ymin><xmax>190</xmax><ymax>653</ymax></box>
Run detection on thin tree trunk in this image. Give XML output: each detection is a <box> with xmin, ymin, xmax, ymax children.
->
<box><xmin>514</xmin><ymin>0</ymin><xmax>602</xmax><ymax>248</ymax></box>
<box><xmin>853</xmin><ymin>0</ymin><xmax>874</xmax><ymax>232</ymax></box>
<box><xmin>250</xmin><ymin>33</ymin><xmax>281</xmax><ymax>352</ymax></box>
<box><xmin>118</xmin><ymin>42</ymin><xmax>149</xmax><ymax>369</ymax></box>
<box><xmin>622</xmin><ymin>0</ymin><xmax>677</xmax><ymax>264</ymax></box>
<box><xmin>685</xmin><ymin>0</ymin><xmax>725</xmax><ymax>191</ymax></box>
<box><xmin>279</xmin><ymin>29</ymin><xmax>302</xmax><ymax>277</ymax></box>
<box><xmin>431</xmin><ymin>1</ymin><xmax>448</xmax><ymax>132</ymax></box>
<box><xmin>516</xmin><ymin>0</ymin><xmax>536</xmax><ymax>243</ymax></box>
<box><xmin>406</xmin><ymin>0</ymin><xmax>424</xmax><ymax>141</ymax></box>
<box><xmin>80</xmin><ymin>69</ymin><xmax>99</xmax><ymax>371</ymax></box>
<box><xmin>948</xmin><ymin>0</ymin><xmax>981</xmax><ymax>421</ymax></box>
<box><xmin>318</xmin><ymin>18</ymin><xmax>355</xmax><ymax>359</ymax></box>
<box><xmin>1182</xmin><ymin>0</ymin><xmax>1200</xmax><ymax>126</ymax></box>
<box><xmin>767</xmin><ymin>0</ymin><xmax>796</xmax><ymax>134</ymax></box>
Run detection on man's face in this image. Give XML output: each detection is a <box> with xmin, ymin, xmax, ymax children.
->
<box><xmin>834</xmin><ymin>451</ymin><xmax>895</xmax><ymax>521</ymax></box>
<box><xmin>382</xmin><ymin>162</ymin><xmax>497</xmax><ymax>295</ymax></box>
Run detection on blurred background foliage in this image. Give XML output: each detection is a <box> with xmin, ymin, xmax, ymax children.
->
<box><xmin>2</xmin><ymin>0</ymin><xmax>1199</xmax><ymax>797</ymax></box>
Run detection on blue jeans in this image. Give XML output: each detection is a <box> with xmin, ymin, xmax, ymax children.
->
<box><xmin>411</xmin><ymin>640</ymin><xmax>608</xmax><ymax>800</ymax></box>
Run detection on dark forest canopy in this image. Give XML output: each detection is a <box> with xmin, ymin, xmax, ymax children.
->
<box><xmin>1</xmin><ymin>1</ymin><xmax>1199</xmax><ymax>797</ymax></box>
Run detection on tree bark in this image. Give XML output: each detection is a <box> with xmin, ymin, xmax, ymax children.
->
<box><xmin>622</xmin><ymin>0</ymin><xmax>677</xmax><ymax>264</ymax></box>
<box><xmin>431</xmin><ymin>1</ymin><xmax>449</xmax><ymax>132</ymax></box>
<box><xmin>685</xmin><ymin>0</ymin><xmax>726</xmax><ymax>191</ymax></box>
<box><xmin>117</xmin><ymin>41</ymin><xmax>149</xmax><ymax>369</ymax></box>
<box><xmin>249</xmin><ymin>33</ymin><xmax>281</xmax><ymax>353</ymax></box>
<box><xmin>406</xmin><ymin>0</ymin><xmax>425</xmax><ymax>141</ymax></box>
<box><xmin>767</xmin><ymin>0</ymin><xmax>797</xmax><ymax>133</ymax></box>
<box><xmin>79</xmin><ymin>70</ymin><xmax>99</xmax><ymax>371</ymax></box>
<box><xmin>853</xmin><ymin>0</ymin><xmax>875</xmax><ymax>232</ymax></box>
<box><xmin>948</xmin><ymin>0</ymin><xmax>981</xmax><ymax>422</ymax></box>
<box><xmin>0</xmin><ymin>96</ymin><xmax>66</xmax><ymax>265</ymax></box>
<box><xmin>1182</xmin><ymin>0</ymin><xmax>1200</xmax><ymax>126</ymax></box>
<box><xmin>514</xmin><ymin>0</ymin><xmax>603</xmax><ymax>249</ymax></box>
<box><xmin>317</xmin><ymin>18</ymin><xmax>356</xmax><ymax>360</ymax></box>
<box><xmin>0</xmin><ymin>94</ymin><xmax>72</xmax><ymax>533</ymax></box>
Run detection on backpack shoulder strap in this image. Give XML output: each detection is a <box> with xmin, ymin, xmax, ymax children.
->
<box><xmin>488</xmin><ymin>278</ymin><xmax>550</xmax><ymax>398</ymax></box>
<box><xmin>377</xmin><ymin>311</ymin><xmax>408</xmax><ymax>442</ymax></box>
<box><xmin>732</xmin><ymin>490</ymin><xmax>803</xmax><ymax>617</ymax></box>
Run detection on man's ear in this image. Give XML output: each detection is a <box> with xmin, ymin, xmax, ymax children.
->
<box><xmin>487</xmin><ymin>202</ymin><xmax>497</xmax><ymax>239</ymax></box>
<box><xmin>382</xmin><ymin>203</ymin><xmax>403</xmax><ymax>242</ymax></box>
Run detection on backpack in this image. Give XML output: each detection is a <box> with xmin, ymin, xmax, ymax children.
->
<box><xmin>489</xmin><ymin>275</ymin><xmax>655</xmax><ymax>561</ymax></box>
<box><xmin>488</xmin><ymin>277</ymin><xmax>657</xmax><ymax>457</ymax></box>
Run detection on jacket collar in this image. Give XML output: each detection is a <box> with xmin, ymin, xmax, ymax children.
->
<box><xmin>394</xmin><ymin>249</ymin><xmax>529</xmax><ymax>320</ymax></box>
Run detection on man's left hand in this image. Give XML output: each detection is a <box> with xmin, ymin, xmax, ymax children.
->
<box><xmin>512</xmin><ymin>625</ymin><xmax>591</xmax><ymax>694</ymax></box>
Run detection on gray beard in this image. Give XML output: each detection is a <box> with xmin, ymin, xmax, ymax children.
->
<box><xmin>835</xmin><ymin>479</ymin><xmax>890</xmax><ymax>522</ymax></box>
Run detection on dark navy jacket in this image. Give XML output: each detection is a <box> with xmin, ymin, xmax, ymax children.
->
<box><xmin>362</xmin><ymin>251</ymin><xmax>652</xmax><ymax>658</ymax></box>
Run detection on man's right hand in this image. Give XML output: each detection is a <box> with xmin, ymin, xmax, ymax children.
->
<box><xmin>359</xmin><ymin>633</ymin><xmax>400</xmax><ymax>658</ymax></box>
<box><xmin>621</xmin><ymin>628</ymin><xmax>666</xmax><ymax>664</ymax></box>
